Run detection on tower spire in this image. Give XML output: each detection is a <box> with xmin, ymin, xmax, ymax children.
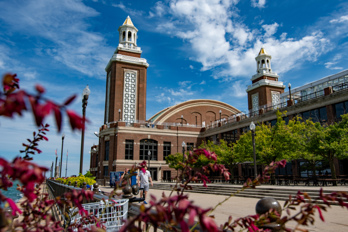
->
<box><xmin>118</xmin><ymin>16</ymin><xmax>139</xmax><ymax>52</ymax></box>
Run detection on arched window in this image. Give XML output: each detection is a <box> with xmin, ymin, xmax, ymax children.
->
<box><xmin>122</xmin><ymin>31</ymin><xmax>126</xmax><ymax>41</ymax></box>
<box><xmin>261</xmin><ymin>59</ymin><xmax>265</xmax><ymax>68</ymax></box>
<box><xmin>140</xmin><ymin>139</ymin><xmax>158</xmax><ymax>161</ymax></box>
<box><xmin>128</xmin><ymin>31</ymin><xmax>132</xmax><ymax>41</ymax></box>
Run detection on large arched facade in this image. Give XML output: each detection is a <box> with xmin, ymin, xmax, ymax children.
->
<box><xmin>148</xmin><ymin>99</ymin><xmax>241</xmax><ymax>127</ymax></box>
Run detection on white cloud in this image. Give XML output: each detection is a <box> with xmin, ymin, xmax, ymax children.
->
<box><xmin>231</xmin><ymin>81</ymin><xmax>247</xmax><ymax>97</ymax></box>
<box><xmin>200</xmin><ymin>80</ymin><xmax>206</xmax><ymax>85</ymax></box>
<box><xmin>189</xmin><ymin>65</ymin><xmax>194</xmax><ymax>69</ymax></box>
<box><xmin>325</xmin><ymin>54</ymin><xmax>343</xmax><ymax>70</ymax></box>
<box><xmin>330</xmin><ymin>15</ymin><xmax>348</xmax><ymax>23</ymax></box>
<box><xmin>178</xmin><ymin>81</ymin><xmax>191</xmax><ymax>87</ymax></box>
<box><xmin>0</xmin><ymin>0</ymin><xmax>111</xmax><ymax>78</ymax></box>
<box><xmin>153</xmin><ymin>0</ymin><xmax>330</xmax><ymax>80</ymax></box>
<box><xmin>262</xmin><ymin>23</ymin><xmax>279</xmax><ymax>37</ymax></box>
<box><xmin>23</xmin><ymin>71</ymin><xmax>38</xmax><ymax>80</ymax></box>
<box><xmin>112</xmin><ymin>2</ymin><xmax>126</xmax><ymax>10</ymax></box>
<box><xmin>152</xmin><ymin>1</ymin><xmax>167</xmax><ymax>17</ymax></box>
<box><xmin>251</xmin><ymin>0</ymin><xmax>266</xmax><ymax>9</ymax></box>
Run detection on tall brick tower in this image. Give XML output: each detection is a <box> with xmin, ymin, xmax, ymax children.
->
<box><xmin>246</xmin><ymin>48</ymin><xmax>285</xmax><ymax>114</ymax></box>
<box><xmin>104</xmin><ymin>16</ymin><xmax>149</xmax><ymax>124</ymax></box>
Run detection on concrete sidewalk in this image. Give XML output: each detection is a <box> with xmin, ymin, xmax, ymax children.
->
<box><xmin>99</xmin><ymin>183</ymin><xmax>348</xmax><ymax>231</ymax></box>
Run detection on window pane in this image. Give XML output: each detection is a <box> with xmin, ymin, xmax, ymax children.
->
<box><xmin>302</xmin><ymin>111</ymin><xmax>310</xmax><ymax>120</ymax></box>
<box><xmin>103</xmin><ymin>166</ymin><xmax>109</xmax><ymax>176</ymax></box>
<box><xmin>163</xmin><ymin>142</ymin><xmax>171</xmax><ymax>159</ymax></box>
<box><xmin>104</xmin><ymin>141</ymin><xmax>109</xmax><ymax>161</ymax></box>
<box><xmin>140</xmin><ymin>139</ymin><xmax>158</xmax><ymax>161</ymax></box>
<box><xmin>335</xmin><ymin>102</ymin><xmax>345</xmax><ymax>119</ymax></box>
<box><xmin>319</xmin><ymin>107</ymin><xmax>328</xmax><ymax>123</ymax></box>
<box><xmin>186</xmin><ymin>143</ymin><xmax>194</xmax><ymax>151</ymax></box>
<box><xmin>125</xmin><ymin>140</ymin><xmax>134</xmax><ymax>160</ymax></box>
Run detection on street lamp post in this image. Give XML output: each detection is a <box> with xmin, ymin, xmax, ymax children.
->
<box><xmin>250</xmin><ymin>121</ymin><xmax>257</xmax><ymax>179</ymax></box>
<box><xmin>54</xmin><ymin>150</ymin><xmax>58</xmax><ymax>178</ymax></box>
<box><xmin>181</xmin><ymin>115</ymin><xmax>183</xmax><ymax>126</ymax></box>
<box><xmin>182</xmin><ymin>141</ymin><xmax>186</xmax><ymax>183</ymax></box>
<box><xmin>59</xmin><ymin>134</ymin><xmax>65</xmax><ymax>178</ymax></box>
<box><xmin>118</xmin><ymin>109</ymin><xmax>121</xmax><ymax>121</ymax></box>
<box><xmin>148</xmin><ymin>150</ymin><xmax>151</xmax><ymax>168</ymax></box>
<box><xmin>79</xmin><ymin>85</ymin><xmax>91</xmax><ymax>175</ymax></box>
<box><xmin>51</xmin><ymin>162</ymin><xmax>53</xmax><ymax>178</ymax></box>
<box><xmin>288</xmin><ymin>83</ymin><xmax>292</xmax><ymax>101</ymax></box>
<box><xmin>219</xmin><ymin>110</ymin><xmax>222</xmax><ymax>123</ymax></box>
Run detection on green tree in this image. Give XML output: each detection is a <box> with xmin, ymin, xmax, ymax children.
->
<box><xmin>199</xmin><ymin>140</ymin><xmax>241</xmax><ymax>178</ymax></box>
<box><xmin>165</xmin><ymin>153</ymin><xmax>184</xmax><ymax>170</ymax></box>
<box><xmin>233</xmin><ymin>111</ymin><xmax>299</xmax><ymax>166</ymax></box>
<box><xmin>315</xmin><ymin>114</ymin><xmax>348</xmax><ymax>181</ymax></box>
<box><xmin>289</xmin><ymin>117</ymin><xmax>324</xmax><ymax>177</ymax></box>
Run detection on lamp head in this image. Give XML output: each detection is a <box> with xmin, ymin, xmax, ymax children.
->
<box><xmin>83</xmin><ymin>85</ymin><xmax>91</xmax><ymax>98</ymax></box>
<box><xmin>182</xmin><ymin>141</ymin><xmax>186</xmax><ymax>147</ymax></box>
<box><xmin>118</xmin><ymin>109</ymin><xmax>121</xmax><ymax>112</ymax></box>
<box><xmin>288</xmin><ymin>83</ymin><xmax>291</xmax><ymax>88</ymax></box>
<box><xmin>219</xmin><ymin>110</ymin><xmax>222</xmax><ymax>113</ymax></box>
<box><xmin>250</xmin><ymin>121</ymin><xmax>256</xmax><ymax>131</ymax></box>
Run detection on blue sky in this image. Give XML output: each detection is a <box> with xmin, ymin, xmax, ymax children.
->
<box><xmin>0</xmin><ymin>0</ymin><xmax>347</xmax><ymax>177</ymax></box>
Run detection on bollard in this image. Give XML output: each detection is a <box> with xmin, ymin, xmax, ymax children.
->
<box><xmin>255</xmin><ymin>197</ymin><xmax>282</xmax><ymax>231</ymax></box>
<box><xmin>122</xmin><ymin>183</ymin><xmax>133</xmax><ymax>198</ymax></box>
<box><xmin>93</xmin><ymin>183</ymin><xmax>99</xmax><ymax>194</ymax></box>
<box><xmin>82</xmin><ymin>182</ymin><xmax>87</xmax><ymax>190</ymax></box>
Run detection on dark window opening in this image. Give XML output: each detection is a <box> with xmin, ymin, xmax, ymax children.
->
<box><xmin>104</xmin><ymin>141</ymin><xmax>109</xmax><ymax>161</ymax></box>
<box><xmin>125</xmin><ymin>140</ymin><xmax>134</xmax><ymax>160</ymax></box>
<box><xmin>186</xmin><ymin>143</ymin><xmax>194</xmax><ymax>151</ymax></box>
<box><xmin>163</xmin><ymin>142</ymin><xmax>171</xmax><ymax>159</ymax></box>
<box><xmin>103</xmin><ymin>166</ymin><xmax>109</xmax><ymax>177</ymax></box>
<box><xmin>334</xmin><ymin>101</ymin><xmax>348</xmax><ymax>119</ymax></box>
<box><xmin>140</xmin><ymin>139</ymin><xmax>158</xmax><ymax>161</ymax></box>
<box><xmin>163</xmin><ymin>170</ymin><xmax>171</xmax><ymax>181</ymax></box>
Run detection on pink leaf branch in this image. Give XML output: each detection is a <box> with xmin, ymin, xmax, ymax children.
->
<box><xmin>20</xmin><ymin>123</ymin><xmax>50</xmax><ymax>159</ymax></box>
<box><xmin>0</xmin><ymin>73</ymin><xmax>86</xmax><ymax>132</ymax></box>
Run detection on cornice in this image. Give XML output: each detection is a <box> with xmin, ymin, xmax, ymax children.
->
<box><xmin>105</xmin><ymin>53</ymin><xmax>149</xmax><ymax>71</ymax></box>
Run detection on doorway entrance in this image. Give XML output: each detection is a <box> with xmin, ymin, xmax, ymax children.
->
<box><xmin>148</xmin><ymin>167</ymin><xmax>157</xmax><ymax>181</ymax></box>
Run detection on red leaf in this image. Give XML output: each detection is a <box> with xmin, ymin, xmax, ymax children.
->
<box><xmin>35</xmin><ymin>84</ymin><xmax>45</xmax><ymax>94</ymax></box>
<box><xmin>53</xmin><ymin>106</ymin><xmax>62</xmax><ymax>132</ymax></box>
<box><xmin>66</xmin><ymin>110</ymin><xmax>86</xmax><ymax>131</ymax></box>
<box><xmin>63</xmin><ymin>95</ymin><xmax>77</xmax><ymax>106</ymax></box>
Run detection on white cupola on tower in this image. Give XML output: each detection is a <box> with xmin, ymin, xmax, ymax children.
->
<box><xmin>256</xmin><ymin>48</ymin><xmax>272</xmax><ymax>74</ymax></box>
<box><xmin>117</xmin><ymin>16</ymin><xmax>140</xmax><ymax>52</ymax></box>
<box><xmin>250</xmin><ymin>47</ymin><xmax>279</xmax><ymax>82</ymax></box>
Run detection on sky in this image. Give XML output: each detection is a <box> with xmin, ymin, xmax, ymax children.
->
<box><xmin>0</xmin><ymin>0</ymin><xmax>347</xmax><ymax>177</ymax></box>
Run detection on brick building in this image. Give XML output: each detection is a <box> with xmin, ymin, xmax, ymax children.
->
<box><xmin>90</xmin><ymin>17</ymin><xmax>348</xmax><ymax>183</ymax></box>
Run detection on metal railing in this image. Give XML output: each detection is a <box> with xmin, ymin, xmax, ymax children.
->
<box><xmin>206</xmin><ymin>82</ymin><xmax>348</xmax><ymax>131</ymax></box>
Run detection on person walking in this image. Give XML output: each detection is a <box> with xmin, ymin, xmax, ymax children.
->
<box><xmin>137</xmin><ymin>163</ymin><xmax>153</xmax><ymax>204</ymax></box>
<box><xmin>120</xmin><ymin>168</ymin><xmax>130</xmax><ymax>186</ymax></box>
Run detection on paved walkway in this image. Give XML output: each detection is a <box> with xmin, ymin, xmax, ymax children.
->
<box><xmin>100</xmin><ymin>183</ymin><xmax>348</xmax><ymax>231</ymax></box>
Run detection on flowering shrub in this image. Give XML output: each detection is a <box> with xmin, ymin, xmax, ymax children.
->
<box><xmin>57</xmin><ymin>174</ymin><xmax>96</xmax><ymax>187</ymax></box>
